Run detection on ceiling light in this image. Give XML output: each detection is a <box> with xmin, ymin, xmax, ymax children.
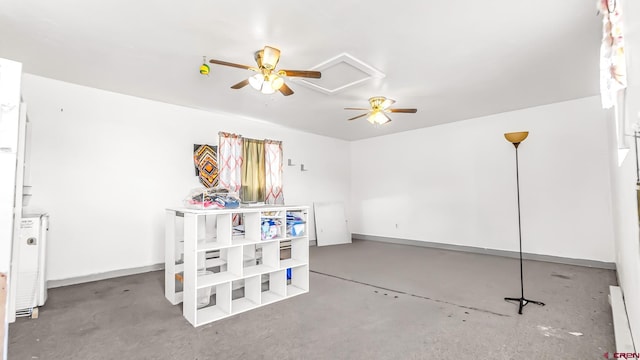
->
<box><xmin>270</xmin><ymin>75</ymin><xmax>284</xmax><ymax>90</ymax></box>
<box><xmin>262</xmin><ymin>46</ymin><xmax>281</xmax><ymax>70</ymax></box>
<box><xmin>367</xmin><ymin>110</ymin><xmax>391</xmax><ymax>125</ymax></box>
<box><xmin>249</xmin><ymin>74</ymin><xmax>264</xmax><ymax>90</ymax></box>
<box><xmin>345</xmin><ymin>96</ymin><xmax>417</xmax><ymax>124</ymax></box>
<box><xmin>369</xmin><ymin>96</ymin><xmax>395</xmax><ymax>111</ymax></box>
<box><xmin>261</xmin><ymin>81</ymin><xmax>276</xmax><ymax>94</ymax></box>
<box><xmin>380</xmin><ymin>98</ymin><xmax>395</xmax><ymax>110</ymax></box>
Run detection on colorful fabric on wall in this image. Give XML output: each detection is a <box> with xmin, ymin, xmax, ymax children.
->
<box><xmin>264</xmin><ymin>140</ymin><xmax>284</xmax><ymax>204</ymax></box>
<box><xmin>193</xmin><ymin>144</ymin><xmax>219</xmax><ymax>188</ymax></box>
<box><xmin>598</xmin><ymin>0</ymin><xmax>627</xmax><ymax>109</ymax></box>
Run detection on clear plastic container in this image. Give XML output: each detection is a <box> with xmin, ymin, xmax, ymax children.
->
<box><xmin>184</xmin><ymin>187</ymin><xmax>240</xmax><ymax>210</ymax></box>
<box><xmin>197</xmin><ymin>270</ymin><xmax>214</xmax><ymax>308</ymax></box>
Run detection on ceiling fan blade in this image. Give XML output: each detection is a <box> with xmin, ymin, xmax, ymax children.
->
<box><xmin>347</xmin><ymin>113</ymin><xmax>369</xmax><ymax>121</ymax></box>
<box><xmin>279</xmin><ymin>70</ymin><xmax>321</xmax><ymax>79</ymax></box>
<box><xmin>344</xmin><ymin>107</ymin><xmax>370</xmax><ymax>111</ymax></box>
<box><xmin>279</xmin><ymin>82</ymin><xmax>294</xmax><ymax>96</ymax></box>
<box><xmin>388</xmin><ymin>108</ymin><xmax>418</xmax><ymax>113</ymax></box>
<box><xmin>209</xmin><ymin>59</ymin><xmax>259</xmax><ymax>71</ymax></box>
<box><xmin>230</xmin><ymin>79</ymin><xmax>250</xmax><ymax>89</ymax></box>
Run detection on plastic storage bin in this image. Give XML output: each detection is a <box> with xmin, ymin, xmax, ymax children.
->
<box><xmin>197</xmin><ymin>270</ymin><xmax>214</xmax><ymax>308</ymax></box>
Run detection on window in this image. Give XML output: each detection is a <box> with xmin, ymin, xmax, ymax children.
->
<box><xmin>218</xmin><ymin>132</ymin><xmax>284</xmax><ymax>204</ymax></box>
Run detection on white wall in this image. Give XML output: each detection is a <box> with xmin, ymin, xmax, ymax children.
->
<box><xmin>350</xmin><ymin>96</ymin><xmax>615</xmax><ymax>263</ymax></box>
<box><xmin>0</xmin><ymin>57</ymin><xmax>22</xmax><ymax>360</ymax></box>
<box><xmin>0</xmin><ymin>59</ymin><xmax>22</xmax><ymax>274</ymax></box>
<box><xmin>20</xmin><ymin>74</ymin><xmax>351</xmax><ymax>282</ymax></box>
<box><xmin>608</xmin><ymin>0</ymin><xmax>640</xmax><ymax>347</ymax></box>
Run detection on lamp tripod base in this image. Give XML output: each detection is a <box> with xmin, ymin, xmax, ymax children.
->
<box><xmin>504</xmin><ymin>297</ymin><xmax>545</xmax><ymax>314</ymax></box>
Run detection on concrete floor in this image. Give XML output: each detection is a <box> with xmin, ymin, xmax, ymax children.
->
<box><xmin>9</xmin><ymin>240</ymin><xmax>616</xmax><ymax>359</ymax></box>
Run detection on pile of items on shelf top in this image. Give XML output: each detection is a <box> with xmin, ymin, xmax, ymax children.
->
<box><xmin>185</xmin><ymin>187</ymin><xmax>240</xmax><ymax>209</ymax></box>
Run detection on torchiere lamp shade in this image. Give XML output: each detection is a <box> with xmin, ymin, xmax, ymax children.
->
<box><xmin>504</xmin><ymin>131</ymin><xmax>529</xmax><ymax>144</ymax></box>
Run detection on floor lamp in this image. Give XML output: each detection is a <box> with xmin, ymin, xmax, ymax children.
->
<box><xmin>503</xmin><ymin>131</ymin><xmax>545</xmax><ymax>314</ymax></box>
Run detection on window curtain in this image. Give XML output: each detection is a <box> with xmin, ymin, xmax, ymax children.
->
<box><xmin>264</xmin><ymin>140</ymin><xmax>284</xmax><ymax>204</ymax></box>
<box><xmin>217</xmin><ymin>132</ymin><xmax>243</xmax><ymax>193</ymax></box>
<box><xmin>598</xmin><ymin>0</ymin><xmax>627</xmax><ymax>109</ymax></box>
<box><xmin>241</xmin><ymin>138</ymin><xmax>266</xmax><ymax>203</ymax></box>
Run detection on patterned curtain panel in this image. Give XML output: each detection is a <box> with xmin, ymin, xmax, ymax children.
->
<box><xmin>217</xmin><ymin>132</ymin><xmax>243</xmax><ymax>193</ymax></box>
<box><xmin>598</xmin><ymin>0</ymin><xmax>627</xmax><ymax>109</ymax></box>
<box><xmin>264</xmin><ymin>140</ymin><xmax>284</xmax><ymax>204</ymax></box>
<box><xmin>241</xmin><ymin>138</ymin><xmax>266</xmax><ymax>203</ymax></box>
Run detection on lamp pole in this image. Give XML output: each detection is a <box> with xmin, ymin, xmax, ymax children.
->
<box><xmin>503</xmin><ymin>132</ymin><xmax>545</xmax><ymax>314</ymax></box>
<box><xmin>514</xmin><ymin>144</ymin><xmax>524</xmax><ymax>301</ymax></box>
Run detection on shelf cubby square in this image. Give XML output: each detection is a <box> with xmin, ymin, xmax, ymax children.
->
<box><xmin>260</xmin><ymin>210</ymin><xmax>285</xmax><ymax>241</ymax></box>
<box><xmin>198</xmin><ymin>250</ymin><xmax>227</xmax><ymax>274</ymax></box>
<box><xmin>197</xmin><ymin>247</ymin><xmax>241</xmax><ymax>287</ymax></box>
<box><xmin>261</xmin><ymin>270</ymin><xmax>286</xmax><ymax>305</ymax></box>
<box><xmin>243</xmin><ymin>241</ymin><xmax>279</xmax><ymax>277</ymax></box>
<box><xmin>240</xmin><ymin>211</ymin><xmax>262</xmax><ymax>242</ymax></box>
<box><xmin>229</xmin><ymin>212</ymin><xmax>260</xmax><ymax>245</ymax></box>
<box><xmin>289</xmin><ymin>237</ymin><xmax>309</xmax><ymax>264</ymax></box>
<box><xmin>243</xmin><ymin>244</ymin><xmax>260</xmax><ymax>267</ymax></box>
<box><xmin>194</xmin><ymin>212</ymin><xmax>233</xmax><ymax>251</ymax></box>
<box><xmin>231</xmin><ymin>276</ymin><xmax>261</xmax><ymax>314</ymax></box>
<box><xmin>286</xmin><ymin>210</ymin><xmax>306</xmax><ymax>238</ymax></box>
<box><xmin>287</xmin><ymin>265</ymin><xmax>308</xmax><ymax>297</ymax></box>
<box><xmin>196</xmin><ymin>282</ymin><xmax>231</xmax><ymax>325</ymax></box>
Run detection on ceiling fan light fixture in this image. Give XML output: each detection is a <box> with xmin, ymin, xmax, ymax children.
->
<box><xmin>381</xmin><ymin>98</ymin><xmax>395</xmax><ymax>110</ymax></box>
<box><xmin>260</xmin><ymin>80</ymin><xmax>276</xmax><ymax>94</ymax></box>
<box><xmin>249</xmin><ymin>73</ymin><xmax>264</xmax><ymax>90</ymax></box>
<box><xmin>346</xmin><ymin>96</ymin><xmax>416</xmax><ymax>124</ymax></box>
<box><xmin>262</xmin><ymin>46</ymin><xmax>281</xmax><ymax>70</ymax></box>
<box><xmin>368</xmin><ymin>110</ymin><xmax>390</xmax><ymax>125</ymax></box>
<box><xmin>368</xmin><ymin>96</ymin><xmax>395</xmax><ymax>111</ymax></box>
<box><xmin>210</xmin><ymin>45</ymin><xmax>319</xmax><ymax>96</ymax></box>
<box><xmin>270</xmin><ymin>75</ymin><xmax>285</xmax><ymax>90</ymax></box>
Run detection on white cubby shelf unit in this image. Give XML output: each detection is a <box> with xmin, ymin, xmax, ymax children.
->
<box><xmin>165</xmin><ymin>205</ymin><xmax>309</xmax><ymax>327</ymax></box>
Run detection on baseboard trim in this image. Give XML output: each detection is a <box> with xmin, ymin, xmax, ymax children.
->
<box><xmin>48</xmin><ymin>263</ymin><xmax>165</xmax><ymax>289</ymax></box>
<box><xmin>352</xmin><ymin>234</ymin><xmax>616</xmax><ymax>270</ymax></box>
<box><xmin>609</xmin><ymin>286</ymin><xmax>636</xmax><ymax>352</ymax></box>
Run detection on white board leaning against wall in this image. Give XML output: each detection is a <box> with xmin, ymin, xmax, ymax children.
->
<box><xmin>314</xmin><ymin>202</ymin><xmax>351</xmax><ymax>246</ymax></box>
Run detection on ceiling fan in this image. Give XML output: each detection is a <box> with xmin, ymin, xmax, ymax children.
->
<box><xmin>209</xmin><ymin>46</ymin><xmax>321</xmax><ymax>96</ymax></box>
<box><xmin>345</xmin><ymin>96</ymin><xmax>418</xmax><ymax>125</ymax></box>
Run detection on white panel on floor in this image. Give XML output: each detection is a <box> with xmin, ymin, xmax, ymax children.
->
<box><xmin>314</xmin><ymin>202</ymin><xmax>350</xmax><ymax>246</ymax></box>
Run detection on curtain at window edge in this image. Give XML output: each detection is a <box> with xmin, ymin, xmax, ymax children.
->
<box><xmin>264</xmin><ymin>139</ymin><xmax>284</xmax><ymax>205</ymax></box>
<box><xmin>217</xmin><ymin>131</ymin><xmax>243</xmax><ymax>193</ymax></box>
<box><xmin>598</xmin><ymin>0</ymin><xmax>627</xmax><ymax>109</ymax></box>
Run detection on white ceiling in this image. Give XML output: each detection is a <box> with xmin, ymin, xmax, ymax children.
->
<box><xmin>0</xmin><ymin>0</ymin><xmax>601</xmax><ymax>140</ymax></box>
